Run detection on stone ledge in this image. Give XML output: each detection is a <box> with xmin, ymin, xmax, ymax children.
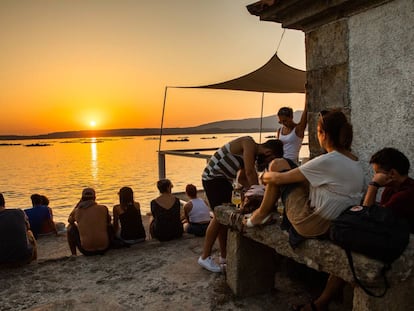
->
<box><xmin>215</xmin><ymin>205</ymin><xmax>414</xmax><ymax>285</ymax></box>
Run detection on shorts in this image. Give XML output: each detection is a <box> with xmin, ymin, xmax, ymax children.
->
<box><xmin>202</xmin><ymin>178</ymin><xmax>233</xmax><ymax>210</ymax></box>
<box><xmin>67</xmin><ymin>224</ymin><xmax>109</xmax><ymax>256</ymax></box>
<box><xmin>282</xmin><ymin>181</ymin><xmax>331</xmax><ymax>238</ymax></box>
<box><xmin>187</xmin><ymin>222</ymin><xmax>209</xmax><ymax>237</ymax></box>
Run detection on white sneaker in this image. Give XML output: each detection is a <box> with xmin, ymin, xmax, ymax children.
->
<box><xmin>198</xmin><ymin>256</ymin><xmax>221</xmax><ymax>273</ymax></box>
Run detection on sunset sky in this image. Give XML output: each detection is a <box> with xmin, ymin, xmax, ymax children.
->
<box><xmin>0</xmin><ymin>0</ymin><xmax>305</xmax><ymax>135</ymax></box>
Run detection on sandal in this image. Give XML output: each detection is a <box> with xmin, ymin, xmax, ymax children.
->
<box><xmin>244</xmin><ymin>213</ymin><xmax>275</xmax><ymax>228</ymax></box>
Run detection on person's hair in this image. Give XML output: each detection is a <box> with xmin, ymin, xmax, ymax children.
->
<box><xmin>157</xmin><ymin>179</ymin><xmax>172</xmax><ymax>193</ymax></box>
<box><xmin>40</xmin><ymin>195</ymin><xmax>49</xmax><ymax>206</ymax></box>
<box><xmin>186</xmin><ymin>184</ymin><xmax>197</xmax><ymax>197</ymax></box>
<box><xmin>0</xmin><ymin>193</ymin><xmax>4</xmax><ymax>207</ymax></box>
<box><xmin>318</xmin><ymin>109</ymin><xmax>353</xmax><ymax>150</ymax></box>
<box><xmin>119</xmin><ymin>186</ymin><xmax>134</xmax><ymax>208</ymax></box>
<box><xmin>370</xmin><ymin>148</ymin><xmax>410</xmax><ymax>176</ymax></box>
<box><xmin>31</xmin><ymin>193</ymin><xmax>43</xmax><ymax>206</ymax></box>
<box><xmin>277</xmin><ymin>107</ymin><xmax>293</xmax><ymax>118</ymax></box>
<box><xmin>261</xmin><ymin>139</ymin><xmax>284</xmax><ymax>158</ymax></box>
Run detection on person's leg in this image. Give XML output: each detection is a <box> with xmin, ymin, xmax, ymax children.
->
<box><xmin>248</xmin><ymin>158</ymin><xmax>291</xmax><ymax>224</ymax></box>
<box><xmin>183</xmin><ymin>222</ymin><xmax>190</xmax><ymax>233</ymax></box>
<box><xmin>313</xmin><ymin>275</ymin><xmax>346</xmax><ymax>310</ymax></box>
<box><xmin>201</xmin><ymin>216</ymin><xmax>220</xmax><ymax>259</ymax></box>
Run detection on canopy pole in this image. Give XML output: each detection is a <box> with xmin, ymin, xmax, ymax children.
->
<box><xmin>259</xmin><ymin>92</ymin><xmax>264</xmax><ymax>143</ymax></box>
<box><xmin>276</xmin><ymin>29</ymin><xmax>286</xmax><ymax>54</ymax></box>
<box><xmin>158</xmin><ymin>86</ymin><xmax>169</xmax><ymax>152</ymax></box>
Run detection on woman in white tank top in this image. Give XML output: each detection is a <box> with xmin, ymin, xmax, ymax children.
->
<box><xmin>277</xmin><ymin>96</ymin><xmax>308</xmax><ymax>164</ymax></box>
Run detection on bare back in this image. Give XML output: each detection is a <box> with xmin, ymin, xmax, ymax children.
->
<box><xmin>75</xmin><ymin>204</ymin><xmax>110</xmax><ymax>251</ymax></box>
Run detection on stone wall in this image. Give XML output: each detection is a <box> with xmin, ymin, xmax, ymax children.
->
<box><xmin>304</xmin><ymin>0</ymin><xmax>414</xmax><ymax>174</ymax></box>
<box><xmin>251</xmin><ymin>0</ymin><xmax>414</xmax><ymax>172</ymax></box>
<box><xmin>348</xmin><ymin>0</ymin><xmax>414</xmax><ymax>175</ymax></box>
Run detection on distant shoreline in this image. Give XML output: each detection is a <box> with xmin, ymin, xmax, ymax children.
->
<box><xmin>0</xmin><ymin>112</ymin><xmax>307</xmax><ymax>141</ymax></box>
<box><xmin>0</xmin><ymin>127</ymin><xmax>276</xmax><ymax>141</ymax></box>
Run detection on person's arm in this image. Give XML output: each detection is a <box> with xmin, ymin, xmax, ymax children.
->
<box><xmin>295</xmin><ymin>96</ymin><xmax>308</xmax><ymax>139</ymax></box>
<box><xmin>241</xmin><ymin>138</ymin><xmax>260</xmax><ymax>186</ymax></box>
<box><xmin>237</xmin><ymin>169</ymin><xmax>250</xmax><ymax>189</ymax></box>
<box><xmin>183</xmin><ymin>201</ymin><xmax>192</xmax><ymax>223</ymax></box>
<box><xmin>261</xmin><ymin>167</ymin><xmax>307</xmax><ymax>186</ymax></box>
<box><xmin>68</xmin><ymin>207</ymin><xmax>76</xmax><ymax>224</ymax></box>
<box><xmin>363</xmin><ymin>172</ymin><xmax>392</xmax><ymax>206</ymax></box>
<box><xmin>23</xmin><ymin>211</ymin><xmax>31</xmax><ymax>230</ymax></box>
<box><xmin>106</xmin><ymin>208</ymin><xmax>111</xmax><ymax>225</ymax></box>
<box><xmin>112</xmin><ymin>206</ymin><xmax>119</xmax><ymax>234</ymax></box>
<box><xmin>46</xmin><ymin>207</ymin><xmax>58</xmax><ymax>235</ymax></box>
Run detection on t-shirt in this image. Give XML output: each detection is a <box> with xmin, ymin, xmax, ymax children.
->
<box><xmin>381</xmin><ymin>177</ymin><xmax>414</xmax><ymax>233</ymax></box>
<box><xmin>299</xmin><ymin>151</ymin><xmax>365</xmax><ymax>220</ymax></box>
<box><xmin>24</xmin><ymin>205</ymin><xmax>51</xmax><ymax>238</ymax></box>
<box><xmin>0</xmin><ymin>209</ymin><xmax>32</xmax><ymax>264</ymax></box>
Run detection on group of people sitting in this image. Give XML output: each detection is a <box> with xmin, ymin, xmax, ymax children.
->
<box><xmin>196</xmin><ymin>106</ymin><xmax>414</xmax><ymax>311</ymax></box>
<box><xmin>67</xmin><ymin>181</ymin><xmax>212</xmax><ymax>256</ymax></box>
<box><xmin>1</xmin><ymin>102</ymin><xmax>413</xmax><ymax>310</ymax></box>
<box><xmin>0</xmin><ymin>180</ymin><xmax>212</xmax><ymax>266</ymax></box>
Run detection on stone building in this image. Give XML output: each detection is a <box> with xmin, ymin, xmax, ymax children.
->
<box><xmin>249</xmin><ymin>0</ymin><xmax>414</xmax><ymax>175</ymax></box>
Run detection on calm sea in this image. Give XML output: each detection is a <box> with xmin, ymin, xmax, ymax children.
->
<box><xmin>0</xmin><ymin>132</ymin><xmax>309</xmax><ymax>224</ymax></box>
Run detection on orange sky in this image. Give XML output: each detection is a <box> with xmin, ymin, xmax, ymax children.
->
<box><xmin>0</xmin><ymin>0</ymin><xmax>305</xmax><ymax>135</ymax></box>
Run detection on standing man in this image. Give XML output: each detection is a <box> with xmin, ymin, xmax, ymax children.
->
<box><xmin>0</xmin><ymin>193</ymin><xmax>37</xmax><ymax>267</ymax></box>
<box><xmin>198</xmin><ymin>137</ymin><xmax>284</xmax><ymax>272</ymax></box>
<box><xmin>67</xmin><ymin>188</ymin><xmax>112</xmax><ymax>256</ymax></box>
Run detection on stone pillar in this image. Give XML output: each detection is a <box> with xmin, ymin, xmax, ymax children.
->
<box><xmin>226</xmin><ymin>230</ymin><xmax>276</xmax><ymax>296</ymax></box>
<box><xmin>305</xmin><ymin>19</ymin><xmax>350</xmax><ymax>158</ymax></box>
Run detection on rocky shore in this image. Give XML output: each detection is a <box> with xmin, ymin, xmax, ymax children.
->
<box><xmin>0</xmin><ymin>216</ymin><xmax>351</xmax><ymax>311</ymax></box>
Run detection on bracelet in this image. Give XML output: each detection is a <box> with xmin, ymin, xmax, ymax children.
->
<box><xmin>369</xmin><ymin>181</ymin><xmax>381</xmax><ymax>188</ymax></box>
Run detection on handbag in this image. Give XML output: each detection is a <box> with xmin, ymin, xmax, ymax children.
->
<box><xmin>329</xmin><ymin>204</ymin><xmax>410</xmax><ymax>297</ymax></box>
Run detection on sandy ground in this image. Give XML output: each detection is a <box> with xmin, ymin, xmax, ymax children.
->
<box><xmin>0</xmin><ymin>216</ymin><xmax>352</xmax><ymax>311</ymax></box>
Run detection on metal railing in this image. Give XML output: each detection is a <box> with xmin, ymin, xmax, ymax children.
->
<box><xmin>158</xmin><ymin>144</ymin><xmax>309</xmax><ymax>180</ymax></box>
<box><xmin>158</xmin><ymin>147</ymin><xmax>217</xmax><ymax>180</ymax></box>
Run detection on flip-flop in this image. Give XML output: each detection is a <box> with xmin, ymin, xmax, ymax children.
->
<box><xmin>245</xmin><ymin>214</ymin><xmax>274</xmax><ymax>228</ymax></box>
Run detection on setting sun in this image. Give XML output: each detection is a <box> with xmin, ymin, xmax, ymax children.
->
<box><xmin>89</xmin><ymin>121</ymin><xmax>96</xmax><ymax>127</ymax></box>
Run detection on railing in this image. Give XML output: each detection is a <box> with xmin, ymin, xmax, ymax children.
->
<box><xmin>158</xmin><ymin>147</ymin><xmax>217</xmax><ymax>180</ymax></box>
<box><xmin>158</xmin><ymin>144</ymin><xmax>309</xmax><ymax>180</ymax></box>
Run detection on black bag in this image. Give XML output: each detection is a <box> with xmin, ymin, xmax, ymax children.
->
<box><xmin>330</xmin><ymin>204</ymin><xmax>410</xmax><ymax>297</ymax></box>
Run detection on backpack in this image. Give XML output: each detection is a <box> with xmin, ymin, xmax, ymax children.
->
<box><xmin>329</xmin><ymin>204</ymin><xmax>410</xmax><ymax>297</ymax></box>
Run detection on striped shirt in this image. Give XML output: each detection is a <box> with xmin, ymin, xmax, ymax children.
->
<box><xmin>202</xmin><ymin>143</ymin><xmax>244</xmax><ymax>182</ymax></box>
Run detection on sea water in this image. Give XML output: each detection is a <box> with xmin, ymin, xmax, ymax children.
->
<box><xmin>0</xmin><ymin>132</ymin><xmax>309</xmax><ymax>223</ymax></box>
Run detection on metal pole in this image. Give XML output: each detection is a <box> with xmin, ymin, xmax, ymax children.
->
<box><xmin>158</xmin><ymin>86</ymin><xmax>168</xmax><ymax>153</ymax></box>
<box><xmin>259</xmin><ymin>92</ymin><xmax>264</xmax><ymax>143</ymax></box>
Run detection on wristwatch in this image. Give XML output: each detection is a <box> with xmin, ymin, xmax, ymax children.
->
<box><xmin>369</xmin><ymin>181</ymin><xmax>381</xmax><ymax>188</ymax></box>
